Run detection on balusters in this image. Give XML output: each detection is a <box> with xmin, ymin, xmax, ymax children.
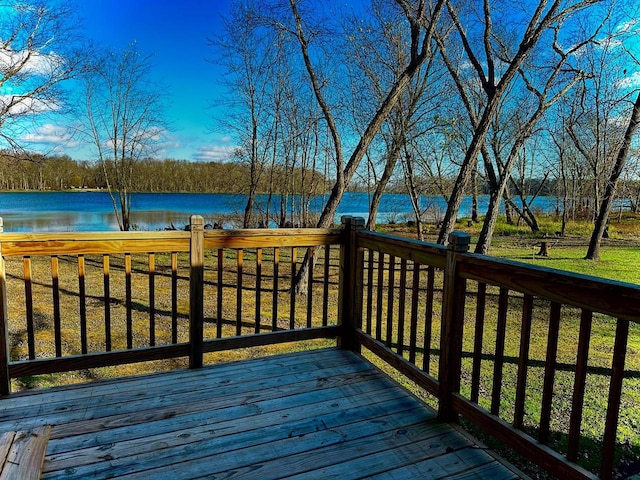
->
<box><xmin>125</xmin><ymin>253</ymin><xmax>132</xmax><ymax>349</ymax></box>
<box><xmin>78</xmin><ymin>255</ymin><xmax>87</xmax><ymax>354</ymax></box>
<box><xmin>104</xmin><ymin>255</ymin><xmax>112</xmax><ymax>351</ymax></box>
<box><xmin>272</xmin><ymin>247</ymin><xmax>279</xmax><ymax>332</ymax></box>
<box><xmin>375</xmin><ymin>252</ymin><xmax>384</xmax><ymax>342</ymax></box>
<box><xmin>236</xmin><ymin>249</ymin><xmax>243</xmax><ymax>336</ymax></box>
<box><xmin>567</xmin><ymin>308</ymin><xmax>593</xmax><ymax>461</ymax></box>
<box><xmin>601</xmin><ymin>318</ymin><xmax>630</xmax><ymax>479</ymax></box>
<box><xmin>490</xmin><ymin>287</ymin><xmax>509</xmax><ymax>416</ymax></box>
<box><xmin>23</xmin><ymin>257</ymin><xmax>35</xmax><ymax>360</ymax></box>
<box><xmin>365</xmin><ymin>249</ymin><xmax>374</xmax><ymax>335</ymax></box>
<box><xmin>289</xmin><ymin>247</ymin><xmax>297</xmax><ymax>330</ymax></box>
<box><xmin>255</xmin><ymin>248</ymin><xmax>262</xmax><ymax>334</ymax></box>
<box><xmin>171</xmin><ymin>252</ymin><xmax>178</xmax><ymax>344</ymax></box>
<box><xmin>396</xmin><ymin>258</ymin><xmax>407</xmax><ymax>356</ymax></box>
<box><xmin>217</xmin><ymin>249</ymin><xmax>224</xmax><ymax>338</ymax></box>
<box><xmin>408</xmin><ymin>262</ymin><xmax>420</xmax><ymax>364</ymax></box>
<box><xmin>51</xmin><ymin>256</ymin><xmax>61</xmax><ymax>357</ymax></box>
<box><xmin>539</xmin><ymin>301</ymin><xmax>561</xmax><ymax>445</ymax></box>
<box><xmin>513</xmin><ymin>293</ymin><xmax>533</xmax><ymax>429</ymax></box>
<box><xmin>423</xmin><ymin>266</ymin><xmax>435</xmax><ymax>374</ymax></box>
<box><xmin>470</xmin><ymin>282</ymin><xmax>487</xmax><ymax>403</ymax></box>
<box><xmin>386</xmin><ymin>255</ymin><xmax>395</xmax><ymax>348</ymax></box>
<box><xmin>322</xmin><ymin>246</ymin><xmax>330</xmax><ymax>327</ymax></box>
<box><xmin>306</xmin><ymin>248</ymin><xmax>314</xmax><ymax>329</ymax></box>
<box><xmin>148</xmin><ymin>253</ymin><xmax>155</xmax><ymax>347</ymax></box>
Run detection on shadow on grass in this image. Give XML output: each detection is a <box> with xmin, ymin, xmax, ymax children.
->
<box><xmin>462</xmin><ymin>419</ymin><xmax>640</xmax><ymax>479</ymax></box>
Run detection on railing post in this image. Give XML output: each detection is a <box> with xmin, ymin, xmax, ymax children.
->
<box><xmin>189</xmin><ymin>215</ymin><xmax>205</xmax><ymax>369</ymax></box>
<box><xmin>438</xmin><ymin>231</ymin><xmax>470</xmax><ymax>422</ymax></box>
<box><xmin>0</xmin><ymin>218</ymin><xmax>9</xmax><ymax>395</ymax></box>
<box><xmin>338</xmin><ymin>216</ymin><xmax>365</xmax><ymax>353</ymax></box>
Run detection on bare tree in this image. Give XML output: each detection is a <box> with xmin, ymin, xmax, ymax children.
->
<box><xmin>212</xmin><ymin>2</ymin><xmax>280</xmax><ymax>228</ymax></box>
<box><xmin>82</xmin><ymin>43</ymin><xmax>166</xmax><ymax>231</ymax></box>
<box><xmin>276</xmin><ymin>0</ymin><xmax>447</xmax><ymax>233</ymax></box>
<box><xmin>0</xmin><ymin>0</ymin><xmax>85</xmax><ymax>155</ymax></box>
<box><xmin>586</xmin><ymin>91</ymin><xmax>640</xmax><ymax>259</ymax></box>
<box><xmin>436</xmin><ymin>0</ymin><xmax>606</xmax><ymax>245</ymax></box>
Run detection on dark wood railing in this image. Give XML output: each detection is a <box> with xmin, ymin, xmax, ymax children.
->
<box><xmin>351</xmin><ymin>224</ymin><xmax>639</xmax><ymax>480</ymax></box>
<box><xmin>0</xmin><ymin>215</ymin><xmax>637</xmax><ymax>479</ymax></box>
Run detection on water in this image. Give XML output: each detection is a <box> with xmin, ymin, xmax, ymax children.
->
<box><xmin>0</xmin><ymin>191</ymin><xmax>560</xmax><ymax>232</ymax></box>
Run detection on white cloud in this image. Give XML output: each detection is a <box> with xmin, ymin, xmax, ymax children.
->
<box><xmin>21</xmin><ymin>123</ymin><xmax>79</xmax><ymax>147</ymax></box>
<box><xmin>0</xmin><ymin>46</ymin><xmax>64</xmax><ymax>77</ymax></box>
<box><xmin>615</xmin><ymin>19</ymin><xmax>640</xmax><ymax>35</ymax></box>
<box><xmin>616</xmin><ymin>70</ymin><xmax>640</xmax><ymax>89</ymax></box>
<box><xmin>193</xmin><ymin>144</ymin><xmax>236</xmax><ymax>162</ymax></box>
<box><xmin>0</xmin><ymin>94</ymin><xmax>60</xmax><ymax>115</ymax></box>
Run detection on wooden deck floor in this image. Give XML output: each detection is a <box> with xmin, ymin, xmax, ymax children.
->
<box><xmin>0</xmin><ymin>348</ymin><xmax>524</xmax><ymax>479</ymax></box>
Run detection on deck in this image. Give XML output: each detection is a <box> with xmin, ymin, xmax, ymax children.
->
<box><xmin>0</xmin><ymin>348</ymin><xmax>521</xmax><ymax>479</ymax></box>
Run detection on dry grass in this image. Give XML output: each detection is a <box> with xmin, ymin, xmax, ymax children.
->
<box><xmin>4</xmin><ymin>246</ymin><xmax>341</xmax><ymax>390</ymax></box>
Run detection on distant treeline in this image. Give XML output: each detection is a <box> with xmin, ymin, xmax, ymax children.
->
<box><xmin>0</xmin><ymin>154</ymin><xmax>327</xmax><ymax>194</ymax></box>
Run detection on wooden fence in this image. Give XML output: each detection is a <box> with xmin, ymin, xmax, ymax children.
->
<box><xmin>351</xmin><ymin>222</ymin><xmax>639</xmax><ymax>480</ymax></box>
<box><xmin>0</xmin><ymin>215</ymin><xmax>344</xmax><ymax>390</ymax></box>
<box><xmin>0</xmin><ymin>215</ymin><xmax>638</xmax><ymax>479</ymax></box>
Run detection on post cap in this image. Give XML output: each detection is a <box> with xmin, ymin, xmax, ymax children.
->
<box><xmin>190</xmin><ymin>215</ymin><xmax>204</xmax><ymax>230</ymax></box>
<box><xmin>448</xmin><ymin>231</ymin><xmax>471</xmax><ymax>252</ymax></box>
<box><xmin>341</xmin><ymin>216</ymin><xmax>365</xmax><ymax>229</ymax></box>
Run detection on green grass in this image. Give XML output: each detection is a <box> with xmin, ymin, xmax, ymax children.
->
<box><xmin>487</xmin><ymin>244</ymin><xmax>640</xmax><ymax>285</ymax></box>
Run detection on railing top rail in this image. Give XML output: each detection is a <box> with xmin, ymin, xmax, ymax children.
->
<box><xmin>204</xmin><ymin>227</ymin><xmax>344</xmax><ymax>248</ymax></box>
<box><xmin>458</xmin><ymin>252</ymin><xmax>640</xmax><ymax>322</ymax></box>
<box><xmin>356</xmin><ymin>230</ymin><xmax>448</xmax><ymax>268</ymax></box>
<box><xmin>0</xmin><ymin>227</ymin><xmax>345</xmax><ymax>257</ymax></box>
<box><xmin>357</xmin><ymin>228</ymin><xmax>640</xmax><ymax>321</ymax></box>
<box><xmin>0</xmin><ymin>230</ymin><xmax>190</xmax><ymax>242</ymax></box>
<box><xmin>0</xmin><ymin>231</ymin><xmax>191</xmax><ymax>256</ymax></box>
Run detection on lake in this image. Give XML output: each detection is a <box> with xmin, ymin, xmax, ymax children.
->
<box><xmin>0</xmin><ymin>191</ymin><xmax>560</xmax><ymax>232</ymax></box>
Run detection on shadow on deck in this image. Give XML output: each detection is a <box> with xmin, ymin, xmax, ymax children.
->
<box><xmin>0</xmin><ymin>348</ymin><xmax>523</xmax><ymax>479</ymax></box>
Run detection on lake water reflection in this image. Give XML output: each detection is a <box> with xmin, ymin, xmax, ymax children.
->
<box><xmin>0</xmin><ymin>191</ymin><xmax>559</xmax><ymax>232</ymax></box>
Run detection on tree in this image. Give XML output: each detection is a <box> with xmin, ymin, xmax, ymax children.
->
<box><xmin>289</xmin><ymin>0</ymin><xmax>446</xmax><ymax>230</ymax></box>
<box><xmin>436</xmin><ymin>0</ymin><xmax>607</xmax><ymax>245</ymax></box>
<box><xmin>213</xmin><ymin>2</ymin><xmax>278</xmax><ymax>228</ymax></box>
<box><xmin>341</xmin><ymin>0</ymin><xmax>447</xmax><ymax>232</ymax></box>
<box><xmin>586</xmin><ymin>91</ymin><xmax>640</xmax><ymax>260</ymax></box>
<box><xmin>82</xmin><ymin>44</ymin><xmax>166</xmax><ymax>231</ymax></box>
<box><xmin>0</xmin><ymin>0</ymin><xmax>84</xmax><ymax>155</ymax></box>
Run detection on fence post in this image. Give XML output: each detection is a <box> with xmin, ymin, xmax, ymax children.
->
<box><xmin>0</xmin><ymin>218</ymin><xmax>9</xmax><ymax>395</ymax></box>
<box><xmin>438</xmin><ymin>231</ymin><xmax>470</xmax><ymax>422</ymax></box>
<box><xmin>189</xmin><ymin>215</ymin><xmax>205</xmax><ymax>369</ymax></box>
<box><xmin>337</xmin><ymin>216</ymin><xmax>365</xmax><ymax>353</ymax></box>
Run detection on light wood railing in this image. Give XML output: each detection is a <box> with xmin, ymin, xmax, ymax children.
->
<box><xmin>0</xmin><ymin>215</ymin><xmax>345</xmax><ymax>393</ymax></box>
<box><xmin>0</xmin><ymin>215</ymin><xmax>637</xmax><ymax>479</ymax></box>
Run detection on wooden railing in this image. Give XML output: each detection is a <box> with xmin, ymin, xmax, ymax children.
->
<box><xmin>0</xmin><ymin>215</ymin><xmax>637</xmax><ymax>479</ymax></box>
<box><xmin>0</xmin><ymin>215</ymin><xmax>344</xmax><ymax>393</ymax></box>
<box><xmin>351</xmin><ymin>225</ymin><xmax>640</xmax><ymax>480</ymax></box>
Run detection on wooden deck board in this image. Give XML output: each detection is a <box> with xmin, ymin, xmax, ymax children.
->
<box><xmin>0</xmin><ymin>426</ymin><xmax>51</xmax><ymax>480</ymax></box>
<box><xmin>0</xmin><ymin>348</ymin><xmax>524</xmax><ymax>479</ymax></box>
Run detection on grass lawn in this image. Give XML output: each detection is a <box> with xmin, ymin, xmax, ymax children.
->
<box><xmin>487</xmin><ymin>243</ymin><xmax>640</xmax><ymax>285</ymax></box>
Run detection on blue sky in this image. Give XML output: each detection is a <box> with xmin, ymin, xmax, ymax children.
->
<box><xmin>59</xmin><ymin>0</ymin><xmax>235</xmax><ymax>162</ymax></box>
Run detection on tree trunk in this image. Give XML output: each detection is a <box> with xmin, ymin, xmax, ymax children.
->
<box><xmin>536</xmin><ymin>241</ymin><xmax>550</xmax><ymax>257</ymax></box>
<box><xmin>586</xmin><ymin>92</ymin><xmax>640</xmax><ymax>260</ymax></box>
<box><xmin>368</xmin><ymin>141</ymin><xmax>402</xmax><ymax>230</ymax></box>
<box><xmin>504</xmin><ymin>189</ymin><xmax>514</xmax><ymax>224</ymax></box>
<box><xmin>471</xmin><ymin>166</ymin><xmax>479</xmax><ymax>223</ymax></box>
